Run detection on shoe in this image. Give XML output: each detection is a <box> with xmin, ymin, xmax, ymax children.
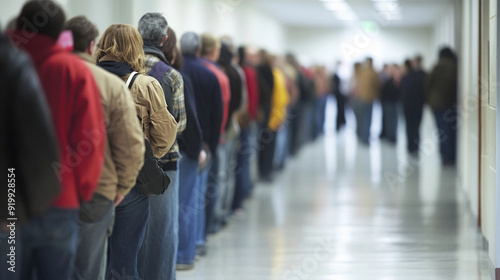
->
<box><xmin>196</xmin><ymin>244</ymin><xmax>207</xmax><ymax>256</ymax></box>
<box><xmin>176</xmin><ymin>263</ymin><xmax>194</xmax><ymax>271</ymax></box>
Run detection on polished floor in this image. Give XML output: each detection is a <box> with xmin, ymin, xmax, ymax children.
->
<box><xmin>178</xmin><ymin>101</ymin><xmax>491</xmax><ymax>280</ymax></box>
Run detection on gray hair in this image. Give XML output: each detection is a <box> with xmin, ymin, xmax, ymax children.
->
<box><xmin>138</xmin><ymin>13</ymin><xmax>168</xmax><ymax>45</ymax></box>
<box><xmin>180</xmin><ymin>32</ymin><xmax>201</xmax><ymax>56</ymax></box>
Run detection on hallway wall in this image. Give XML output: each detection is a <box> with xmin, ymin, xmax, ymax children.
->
<box><xmin>0</xmin><ymin>0</ymin><xmax>287</xmax><ymax>54</ymax></box>
<box><xmin>285</xmin><ymin>25</ymin><xmax>434</xmax><ymax>71</ymax></box>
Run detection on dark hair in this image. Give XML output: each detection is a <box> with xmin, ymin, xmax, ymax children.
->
<box><xmin>439</xmin><ymin>47</ymin><xmax>456</xmax><ymax>61</ymax></box>
<box><xmin>218</xmin><ymin>42</ymin><xmax>233</xmax><ymax>67</ymax></box>
<box><xmin>237</xmin><ymin>46</ymin><xmax>245</xmax><ymax>66</ymax></box>
<box><xmin>162</xmin><ymin>27</ymin><xmax>177</xmax><ymax>65</ymax></box>
<box><xmin>404</xmin><ymin>59</ymin><xmax>413</xmax><ymax>71</ymax></box>
<box><xmin>414</xmin><ymin>55</ymin><xmax>423</xmax><ymax>66</ymax></box>
<box><xmin>17</xmin><ymin>0</ymin><xmax>66</xmax><ymax>40</ymax></box>
<box><xmin>63</xmin><ymin>16</ymin><xmax>98</xmax><ymax>52</ymax></box>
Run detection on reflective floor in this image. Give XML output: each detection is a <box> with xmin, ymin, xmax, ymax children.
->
<box><xmin>178</xmin><ymin>102</ymin><xmax>491</xmax><ymax>280</ymax></box>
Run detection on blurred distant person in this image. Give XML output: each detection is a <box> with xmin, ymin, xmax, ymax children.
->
<box><xmin>379</xmin><ymin>64</ymin><xmax>401</xmax><ymax>143</ymax></box>
<box><xmin>350</xmin><ymin>62</ymin><xmax>363</xmax><ymax>136</ymax></box>
<box><xmin>95</xmin><ymin>24</ymin><xmax>177</xmax><ymax>279</ymax></box>
<box><xmin>257</xmin><ymin>50</ymin><xmax>276</xmax><ymax>182</ymax></box>
<box><xmin>332</xmin><ymin>61</ymin><xmax>346</xmax><ymax>131</ymax></box>
<box><xmin>138</xmin><ymin>13</ymin><xmax>187</xmax><ymax>280</ymax></box>
<box><xmin>163</xmin><ymin>28</ymin><xmax>203</xmax><ymax>271</ymax></box>
<box><xmin>8</xmin><ymin>1</ymin><xmax>107</xmax><ymax>279</ymax></box>
<box><xmin>216</xmin><ymin>40</ymin><xmax>243</xmax><ymax>229</ymax></box>
<box><xmin>200</xmin><ymin>33</ymin><xmax>230</xmax><ymax>240</ymax></box>
<box><xmin>426</xmin><ymin>48</ymin><xmax>458</xmax><ymax>166</ymax></box>
<box><xmin>180</xmin><ymin>31</ymin><xmax>223</xmax><ymax>257</ymax></box>
<box><xmin>312</xmin><ymin>65</ymin><xmax>329</xmax><ymax>138</ymax></box>
<box><xmin>64</xmin><ymin>16</ymin><xmax>145</xmax><ymax>280</ymax></box>
<box><xmin>357</xmin><ymin>58</ymin><xmax>381</xmax><ymax>144</ymax></box>
<box><xmin>0</xmin><ymin>31</ymin><xmax>60</xmax><ymax>280</ymax></box>
<box><xmin>401</xmin><ymin>56</ymin><xmax>427</xmax><ymax>156</ymax></box>
<box><xmin>233</xmin><ymin>46</ymin><xmax>260</xmax><ymax>212</ymax></box>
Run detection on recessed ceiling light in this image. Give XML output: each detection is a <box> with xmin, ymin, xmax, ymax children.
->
<box><xmin>324</xmin><ymin>2</ymin><xmax>351</xmax><ymax>11</ymax></box>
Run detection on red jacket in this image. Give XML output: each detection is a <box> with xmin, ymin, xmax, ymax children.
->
<box><xmin>243</xmin><ymin>66</ymin><xmax>259</xmax><ymax>120</ymax></box>
<box><xmin>9</xmin><ymin>31</ymin><xmax>106</xmax><ymax>209</ymax></box>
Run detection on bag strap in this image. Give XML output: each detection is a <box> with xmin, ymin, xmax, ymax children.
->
<box><xmin>126</xmin><ymin>71</ymin><xmax>139</xmax><ymax>89</ymax></box>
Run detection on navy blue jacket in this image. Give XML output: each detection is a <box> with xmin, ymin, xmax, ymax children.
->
<box><xmin>182</xmin><ymin>54</ymin><xmax>223</xmax><ymax>153</ymax></box>
<box><xmin>177</xmin><ymin>73</ymin><xmax>203</xmax><ymax>159</ymax></box>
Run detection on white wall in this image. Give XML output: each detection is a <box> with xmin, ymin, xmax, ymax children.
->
<box><xmin>285</xmin><ymin>25</ymin><xmax>433</xmax><ymax>72</ymax></box>
<box><xmin>0</xmin><ymin>0</ymin><xmax>286</xmax><ymax>54</ymax></box>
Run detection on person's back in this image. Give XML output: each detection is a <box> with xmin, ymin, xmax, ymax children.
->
<box><xmin>358</xmin><ymin>66</ymin><xmax>381</xmax><ymax>102</ymax></box>
<box><xmin>7</xmin><ymin>1</ymin><xmax>106</xmax><ymax>279</ymax></box>
<box><xmin>183</xmin><ymin>54</ymin><xmax>223</xmax><ymax>153</ymax></box>
<box><xmin>426</xmin><ymin>58</ymin><xmax>457</xmax><ymax>110</ymax></box>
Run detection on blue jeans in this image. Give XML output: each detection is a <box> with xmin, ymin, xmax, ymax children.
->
<box><xmin>177</xmin><ymin>153</ymin><xmax>200</xmax><ymax>265</ymax></box>
<box><xmin>381</xmin><ymin>101</ymin><xmax>398</xmax><ymax>143</ymax></box>
<box><xmin>357</xmin><ymin>101</ymin><xmax>373</xmax><ymax>144</ymax></box>
<box><xmin>21</xmin><ymin>208</ymin><xmax>79</xmax><ymax>280</ymax></box>
<box><xmin>106</xmin><ymin>188</ymin><xmax>149</xmax><ymax>280</ymax></box>
<box><xmin>138</xmin><ymin>165</ymin><xmax>179</xmax><ymax>280</ymax></box>
<box><xmin>206</xmin><ymin>144</ymin><xmax>223</xmax><ymax>235</ymax></box>
<box><xmin>233</xmin><ymin>127</ymin><xmax>252</xmax><ymax>211</ymax></box>
<box><xmin>273</xmin><ymin>123</ymin><xmax>289</xmax><ymax>169</ymax></box>
<box><xmin>75</xmin><ymin>193</ymin><xmax>114</xmax><ymax>280</ymax></box>
<box><xmin>196</xmin><ymin>159</ymin><xmax>212</xmax><ymax>247</ymax></box>
<box><xmin>433</xmin><ymin>107</ymin><xmax>457</xmax><ymax>163</ymax></box>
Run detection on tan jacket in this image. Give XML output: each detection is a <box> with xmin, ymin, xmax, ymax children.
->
<box><xmin>358</xmin><ymin>66</ymin><xmax>381</xmax><ymax>102</ymax></box>
<box><xmin>98</xmin><ymin>55</ymin><xmax>177</xmax><ymax>158</ymax></box>
<box><xmin>77</xmin><ymin>53</ymin><xmax>145</xmax><ymax>200</ymax></box>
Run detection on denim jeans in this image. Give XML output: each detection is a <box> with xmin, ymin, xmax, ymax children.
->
<box><xmin>381</xmin><ymin>101</ymin><xmax>398</xmax><ymax>143</ymax></box>
<box><xmin>20</xmin><ymin>207</ymin><xmax>79</xmax><ymax>280</ymax></box>
<box><xmin>138</xmin><ymin>165</ymin><xmax>179</xmax><ymax>280</ymax></box>
<box><xmin>196</xmin><ymin>159</ymin><xmax>212</xmax><ymax>247</ymax></box>
<box><xmin>220</xmin><ymin>136</ymin><xmax>237</xmax><ymax>222</ymax></box>
<box><xmin>107</xmin><ymin>188</ymin><xmax>149</xmax><ymax>280</ymax></box>
<box><xmin>177</xmin><ymin>153</ymin><xmax>200</xmax><ymax>265</ymax></box>
<box><xmin>206</xmin><ymin>144</ymin><xmax>222</xmax><ymax>235</ymax></box>
<box><xmin>273</xmin><ymin>123</ymin><xmax>289</xmax><ymax>170</ymax></box>
<box><xmin>233</xmin><ymin>127</ymin><xmax>251</xmax><ymax>211</ymax></box>
<box><xmin>433</xmin><ymin>107</ymin><xmax>457</xmax><ymax>163</ymax></box>
<box><xmin>75</xmin><ymin>193</ymin><xmax>114</xmax><ymax>280</ymax></box>
<box><xmin>357</xmin><ymin>101</ymin><xmax>373</xmax><ymax>144</ymax></box>
<box><xmin>404</xmin><ymin>104</ymin><xmax>423</xmax><ymax>153</ymax></box>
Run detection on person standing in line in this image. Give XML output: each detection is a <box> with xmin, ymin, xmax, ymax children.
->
<box><xmin>64</xmin><ymin>16</ymin><xmax>145</xmax><ymax>280</ymax></box>
<box><xmin>357</xmin><ymin>57</ymin><xmax>381</xmax><ymax>145</ymax></box>
<box><xmin>163</xmin><ymin>28</ymin><xmax>204</xmax><ymax>271</ymax></box>
<box><xmin>0</xmin><ymin>31</ymin><xmax>60</xmax><ymax>280</ymax></box>
<box><xmin>332</xmin><ymin>61</ymin><xmax>347</xmax><ymax>131</ymax></box>
<box><xmin>216</xmin><ymin>39</ymin><xmax>244</xmax><ymax>230</ymax></box>
<box><xmin>180</xmin><ymin>32</ymin><xmax>223</xmax><ymax>257</ymax></box>
<box><xmin>232</xmin><ymin>46</ymin><xmax>260</xmax><ymax>212</ymax></box>
<box><xmin>401</xmin><ymin>57</ymin><xmax>427</xmax><ymax>156</ymax></box>
<box><xmin>256</xmin><ymin>50</ymin><xmax>276</xmax><ymax>182</ymax></box>
<box><xmin>137</xmin><ymin>13</ymin><xmax>187</xmax><ymax>280</ymax></box>
<box><xmin>312</xmin><ymin>65</ymin><xmax>330</xmax><ymax>138</ymax></box>
<box><xmin>426</xmin><ymin>48</ymin><xmax>458</xmax><ymax>166</ymax></box>
<box><xmin>379</xmin><ymin>64</ymin><xmax>401</xmax><ymax>144</ymax></box>
<box><xmin>7</xmin><ymin>1</ymin><xmax>107</xmax><ymax>279</ymax></box>
<box><xmin>199</xmin><ymin>33</ymin><xmax>231</xmax><ymax>238</ymax></box>
<box><xmin>95</xmin><ymin>24</ymin><xmax>177</xmax><ymax>280</ymax></box>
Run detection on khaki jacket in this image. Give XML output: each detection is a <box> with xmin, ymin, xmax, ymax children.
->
<box><xmin>98</xmin><ymin>54</ymin><xmax>177</xmax><ymax>159</ymax></box>
<box><xmin>77</xmin><ymin>53</ymin><xmax>145</xmax><ymax>200</ymax></box>
<box><xmin>358</xmin><ymin>67</ymin><xmax>381</xmax><ymax>102</ymax></box>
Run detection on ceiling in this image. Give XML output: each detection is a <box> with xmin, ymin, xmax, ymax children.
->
<box><xmin>252</xmin><ymin>0</ymin><xmax>457</xmax><ymax>28</ymax></box>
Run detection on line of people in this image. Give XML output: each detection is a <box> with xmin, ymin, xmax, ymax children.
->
<box><xmin>343</xmin><ymin>50</ymin><xmax>458</xmax><ymax>166</ymax></box>
<box><xmin>0</xmin><ymin>1</ymin><xmax>329</xmax><ymax>280</ymax></box>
